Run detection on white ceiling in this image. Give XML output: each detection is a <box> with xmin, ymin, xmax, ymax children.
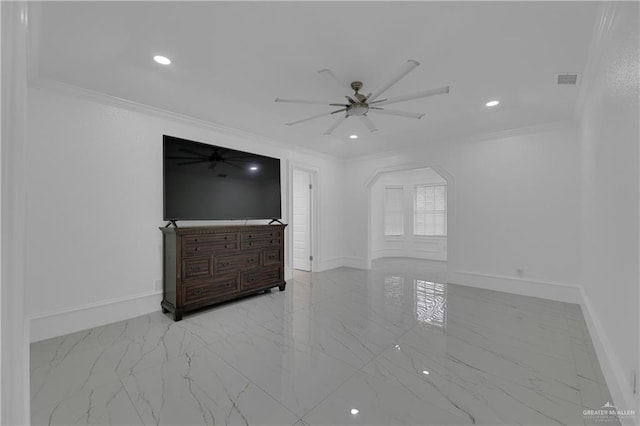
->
<box><xmin>30</xmin><ymin>1</ymin><xmax>599</xmax><ymax>159</ymax></box>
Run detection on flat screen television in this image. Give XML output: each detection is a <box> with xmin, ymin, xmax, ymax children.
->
<box><xmin>163</xmin><ymin>135</ymin><xmax>282</xmax><ymax>221</ymax></box>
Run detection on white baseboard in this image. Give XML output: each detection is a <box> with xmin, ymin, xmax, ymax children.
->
<box><xmin>342</xmin><ymin>256</ymin><xmax>368</xmax><ymax>270</ymax></box>
<box><xmin>29</xmin><ymin>290</ymin><xmax>162</xmax><ymax>342</ymax></box>
<box><xmin>580</xmin><ymin>289</ymin><xmax>637</xmax><ymax>426</ymax></box>
<box><xmin>316</xmin><ymin>256</ymin><xmax>369</xmax><ymax>271</ymax></box>
<box><xmin>372</xmin><ymin>250</ymin><xmax>447</xmax><ymax>262</ymax></box>
<box><xmin>449</xmin><ymin>270</ymin><xmax>582</xmax><ymax>303</ymax></box>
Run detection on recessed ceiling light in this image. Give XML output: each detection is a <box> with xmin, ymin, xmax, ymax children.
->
<box><xmin>153</xmin><ymin>55</ymin><xmax>171</xmax><ymax>65</ymax></box>
<box><xmin>485</xmin><ymin>100</ymin><xmax>499</xmax><ymax>107</ymax></box>
<box><xmin>249</xmin><ymin>166</ymin><xmax>259</xmax><ymax>171</ymax></box>
<box><xmin>350</xmin><ymin>409</ymin><xmax>359</xmax><ymax>415</ymax></box>
<box><xmin>349</xmin><ymin>134</ymin><xmax>358</xmax><ymax>139</ymax></box>
<box><xmin>422</xmin><ymin>370</ymin><xmax>430</xmax><ymax>375</ymax></box>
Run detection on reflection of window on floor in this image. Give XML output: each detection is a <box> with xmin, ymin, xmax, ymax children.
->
<box><xmin>415</xmin><ymin>280</ymin><xmax>447</xmax><ymax>329</ymax></box>
<box><xmin>384</xmin><ymin>275</ymin><xmax>404</xmax><ymax>320</ymax></box>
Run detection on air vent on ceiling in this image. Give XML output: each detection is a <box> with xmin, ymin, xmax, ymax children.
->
<box><xmin>555</xmin><ymin>73</ymin><xmax>581</xmax><ymax>85</ymax></box>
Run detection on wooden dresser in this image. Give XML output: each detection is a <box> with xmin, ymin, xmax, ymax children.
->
<box><xmin>160</xmin><ymin>224</ymin><xmax>286</xmax><ymax>321</ymax></box>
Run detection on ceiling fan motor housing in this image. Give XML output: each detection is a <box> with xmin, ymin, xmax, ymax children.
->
<box><xmin>347</xmin><ymin>103</ymin><xmax>369</xmax><ymax>117</ymax></box>
<box><xmin>347</xmin><ymin>81</ymin><xmax>369</xmax><ymax>116</ymax></box>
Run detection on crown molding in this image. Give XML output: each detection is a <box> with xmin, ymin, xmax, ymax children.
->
<box><xmin>28</xmin><ymin>77</ymin><xmax>344</xmax><ymax>164</ymax></box>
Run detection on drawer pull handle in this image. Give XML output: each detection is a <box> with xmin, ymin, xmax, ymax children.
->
<box><xmin>247</xmin><ymin>258</ymin><xmax>255</xmax><ymax>262</ymax></box>
<box><xmin>191</xmin><ymin>288</ymin><xmax>203</xmax><ymax>296</ymax></box>
<box><xmin>224</xmin><ymin>245</ymin><xmax>228</xmax><ymax>248</ymax></box>
<box><xmin>268</xmin><ymin>255</ymin><xmax>276</xmax><ymax>260</ymax></box>
<box><xmin>191</xmin><ymin>266</ymin><xmax>201</xmax><ymax>271</ymax></box>
<box><xmin>224</xmin><ymin>236</ymin><xmax>228</xmax><ymax>240</ymax></box>
<box><xmin>270</xmin><ymin>273</ymin><xmax>278</xmax><ymax>278</ymax></box>
<box><xmin>221</xmin><ymin>262</ymin><xmax>229</xmax><ymax>267</ymax></box>
<box><xmin>248</xmin><ymin>277</ymin><xmax>255</xmax><ymax>283</ymax></box>
<box><xmin>194</xmin><ymin>247</ymin><xmax>199</xmax><ymax>251</ymax></box>
<box><xmin>194</xmin><ymin>239</ymin><xmax>198</xmax><ymax>242</ymax></box>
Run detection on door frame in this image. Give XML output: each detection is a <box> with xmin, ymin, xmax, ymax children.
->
<box><xmin>288</xmin><ymin>162</ymin><xmax>319</xmax><ymax>272</ymax></box>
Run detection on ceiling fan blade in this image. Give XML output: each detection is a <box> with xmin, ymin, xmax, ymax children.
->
<box><xmin>222</xmin><ymin>157</ymin><xmax>256</xmax><ymax>161</ymax></box>
<box><xmin>221</xmin><ymin>160</ymin><xmax>242</xmax><ymax>169</ymax></box>
<box><xmin>318</xmin><ymin>68</ymin><xmax>351</xmax><ymax>95</ymax></box>
<box><xmin>275</xmin><ymin>98</ymin><xmax>335</xmax><ymax>106</ymax></box>
<box><xmin>359</xmin><ymin>115</ymin><xmax>379</xmax><ymax>133</ymax></box>
<box><xmin>366</xmin><ymin>59</ymin><xmax>420</xmax><ymax>102</ymax></box>
<box><xmin>368</xmin><ymin>108</ymin><xmax>425</xmax><ymax>119</ymax></box>
<box><xmin>179</xmin><ymin>148</ymin><xmax>209</xmax><ymax>158</ymax></box>
<box><xmin>323</xmin><ymin>115</ymin><xmax>347</xmax><ymax>135</ymax></box>
<box><xmin>370</xmin><ymin>86</ymin><xmax>450</xmax><ymax>106</ymax></box>
<box><xmin>285</xmin><ymin>108</ymin><xmax>345</xmax><ymax>126</ymax></box>
<box><xmin>177</xmin><ymin>159</ymin><xmax>209</xmax><ymax>166</ymax></box>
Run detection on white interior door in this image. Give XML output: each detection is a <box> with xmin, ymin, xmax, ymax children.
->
<box><xmin>293</xmin><ymin>169</ymin><xmax>311</xmax><ymax>271</ymax></box>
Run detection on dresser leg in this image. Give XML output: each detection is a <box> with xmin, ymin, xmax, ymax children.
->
<box><xmin>173</xmin><ymin>311</ymin><xmax>183</xmax><ymax>321</ymax></box>
<box><xmin>162</xmin><ymin>306</ymin><xmax>169</xmax><ymax>314</ymax></box>
<box><xmin>278</xmin><ymin>283</ymin><xmax>286</xmax><ymax>291</ymax></box>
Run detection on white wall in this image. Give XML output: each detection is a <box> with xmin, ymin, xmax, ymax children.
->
<box><xmin>371</xmin><ymin>168</ymin><xmax>447</xmax><ymax>261</ymax></box>
<box><xmin>578</xmin><ymin>2</ymin><xmax>639</xmax><ymax>416</ymax></box>
<box><xmin>345</xmin><ymin>123</ymin><xmax>582</xmax><ymax>302</ymax></box>
<box><xmin>25</xmin><ymin>83</ymin><xmax>345</xmax><ymax>341</ymax></box>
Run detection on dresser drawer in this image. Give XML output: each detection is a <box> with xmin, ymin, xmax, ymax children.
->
<box><xmin>214</xmin><ymin>251</ymin><xmax>260</xmax><ymax>274</ymax></box>
<box><xmin>182</xmin><ymin>256</ymin><xmax>211</xmax><ymax>280</ymax></box>
<box><xmin>242</xmin><ymin>229</ymin><xmax>282</xmax><ymax>241</ymax></box>
<box><xmin>241</xmin><ymin>267</ymin><xmax>283</xmax><ymax>290</ymax></box>
<box><xmin>241</xmin><ymin>238</ymin><xmax>281</xmax><ymax>250</ymax></box>
<box><xmin>183</xmin><ymin>274</ymin><xmax>240</xmax><ymax>305</ymax></box>
<box><xmin>183</xmin><ymin>233</ymin><xmax>239</xmax><ymax>255</ymax></box>
<box><xmin>263</xmin><ymin>248</ymin><xmax>282</xmax><ymax>266</ymax></box>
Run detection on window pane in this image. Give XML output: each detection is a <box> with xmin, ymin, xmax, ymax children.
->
<box><xmin>434</xmin><ymin>213</ymin><xmax>445</xmax><ymax>235</ymax></box>
<box><xmin>435</xmin><ymin>186</ymin><xmax>446</xmax><ymax>210</ymax></box>
<box><xmin>414</xmin><ymin>184</ymin><xmax>447</xmax><ymax>236</ymax></box>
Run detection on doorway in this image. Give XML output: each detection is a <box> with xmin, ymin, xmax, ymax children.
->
<box><xmin>292</xmin><ymin>168</ymin><xmax>313</xmax><ymax>271</ymax></box>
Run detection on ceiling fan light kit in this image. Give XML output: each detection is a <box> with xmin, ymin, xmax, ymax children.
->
<box><xmin>276</xmin><ymin>59</ymin><xmax>450</xmax><ymax>135</ymax></box>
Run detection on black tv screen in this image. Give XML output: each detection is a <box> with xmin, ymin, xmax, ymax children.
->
<box><xmin>163</xmin><ymin>135</ymin><xmax>282</xmax><ymax>220</ymax></box>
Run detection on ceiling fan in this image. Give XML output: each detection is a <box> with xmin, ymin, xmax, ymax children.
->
<box><xmin>168</xmin><ymin>147</ymin><xmax>257</xmax><ymax>170</ymax></box>
<box><xmin>275</xmin><ymin>59</ymin><xmax>449</xmax><ymax>135</ymax></box>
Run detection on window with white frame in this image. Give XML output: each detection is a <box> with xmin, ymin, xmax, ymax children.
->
<box><xmin>414</xmin><ymin>184</ymin><xmax>447</xmax><ymax>236</ymax></box>
<box><xmin>384</xmin><ymin>186</ymin><xmax>404</xmax><ymax>236</ymax></box>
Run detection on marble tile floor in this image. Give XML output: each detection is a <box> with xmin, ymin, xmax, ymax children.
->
<box><xmin>30</xmin><ymin>258</ymin><xmax>618</xmax><ymax>425</ymax></box>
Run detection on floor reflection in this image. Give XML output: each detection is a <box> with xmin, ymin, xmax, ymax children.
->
<box><xmin>415</xmin><ymin>279</ymin><xmax>447</xmax><ymax>329</ymax></box>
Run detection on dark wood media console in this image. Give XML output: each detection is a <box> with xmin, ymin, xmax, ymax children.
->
<box><xmin>160</xmin><ymin>224</ymin><xmax>286</xmax><ymax>321</ymax></box>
